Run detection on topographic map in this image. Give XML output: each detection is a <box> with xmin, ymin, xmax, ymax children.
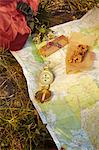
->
<box><xmin>12</xmin><ymin>7</ymin><xmax>99</xmax><ymax>150</ymax></box>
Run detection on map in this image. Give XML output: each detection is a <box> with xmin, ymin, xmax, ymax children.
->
<box><xmin>12</xmin><ymin>7</ymin><xmax>99</xmax><ymax>150</ymax></box>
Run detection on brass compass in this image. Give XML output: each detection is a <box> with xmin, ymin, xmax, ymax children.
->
<box><xmin>35</xmin><ymin>63</ymin><xmax>54</xmax><ymax>103</ymax></box>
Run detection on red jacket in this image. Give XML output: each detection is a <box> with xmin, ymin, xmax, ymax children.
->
<box><xmin>0</xmin><ymin>0</ymin><xmax>38</xmax><ymax>51</ymax></box>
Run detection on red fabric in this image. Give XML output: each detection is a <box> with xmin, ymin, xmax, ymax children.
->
<box><xmin>0</xmin><ymin>0</ymin><xmax>38</xmax><ymax>51</ymax></box>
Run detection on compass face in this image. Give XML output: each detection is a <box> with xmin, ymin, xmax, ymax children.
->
<box><xmin>39</xmin><ymin>70</ymin><xmax>54</xmax><ymax>85</ymax></box>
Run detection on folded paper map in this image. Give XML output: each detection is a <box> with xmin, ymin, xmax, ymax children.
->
<box><xmin>12</xmin><ymin>7</ymin><xmax>99</xmax><ymax>150</ymax></box>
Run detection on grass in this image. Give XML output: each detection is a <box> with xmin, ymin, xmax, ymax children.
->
<box><xmin>0</xmin><ymin>49</ymin><xmax>57</xmax><ymax>150</ymax></box>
